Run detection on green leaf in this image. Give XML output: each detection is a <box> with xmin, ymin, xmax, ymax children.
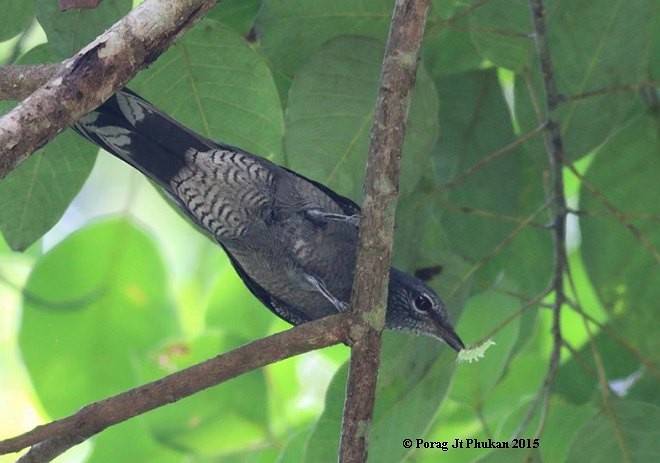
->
<box><xmin>0</xmin><ymin>0</ymin><xmax>35</xmax><ymax>42</ymax></box>
<box><xmin>276</xmin><ymin>426</ymin><xmax>314</xmax><ymax>462</ymax></box>
<box><xmin>36</xmin><ymin>0</ymin><xmax>132</xmax><ymax>58</ymax></box>
<box><xmin>130</xmin><ymin>19</ymin><xmax>284</xmax><ymax>163</ymax></box>
<box><xmin>434</xmin><ymin>69</ymin><xmax>551</xmax><ymax>294</ymax></box>
<box><xmin>449</xmin><ymin>284</ymin><xmax>521</xmax><ymax>406</ymax></box>
<box><xmin>305</xmin><ymin>333</ymin><xmax>457</xmax><ymax>462</ymax></box>
<box><xmin>137</xmin><ymin>332</ymin><xmax>270</xmax><ymax>455</ymax></box>
<box><xmin>469</xmin><ymin>0</ymin><xmax>534</xmax><ymax>71</ymax></box>
<box><xmin>284</xmin><ymin>36</ymin><xmax>439</xmax><ymax>202</ymax></box>
<box><xmin>0</xmin><ymin>45</ymin><xmax>97</xmax><ymax>251</ymax></box>
<box><xmin>0</xmin><ymin>128</ymin><xmax>97</xmax><ymax>250</ymax></box>
<box><xmin>19</xmin><ymin>219</ymin><xmax>177</xmax><ymax>417</ymax></box>
<box><xmin>86</xmin><ymin>418</ymin><xmax>181</xmax><ymax>463</ymax></box>
<box><xmin>368</xmin><ymin>340</ymin><xmax>456</xmax><ymax>463</ymax></box>
<box><xmin>515</xmin><ymin>0</ymin><xmax>655</xmax><ymax>158</ymax></box>
<box><xmin>207</xmin><ymin>0</ymin><xmax>261</xmax><ymax>35</ymax></box>
<box><xmin>416</xmin><ymin>349</ymin><xmax>546</xmax><ymax>462</ymax></box>
<box><xmin>540</xmin><ymin>398</ymin><xmax>597</xmax><ymax>463</ymax></box>
<box><xmin>580</xmin><ymin>115</ymin><xmax>660</xmax><ymax>361</ymax></box>
<box><xmin>422</xmin><ymin>17</ymin><xmax>482</xmax><ymax>76</ymax></box>
<box><xmin>553</xmin><ymin>331</ymin><xmax>642</xmax><ymax>406</ymax></box>
<box><xmin>255</xmin><ymin>0</ymin><xmax>394</xmax><ymax>80</ymax></box>
<box><xmin>265</xmin><ymin>344</ymin><xmax>347</xmax><ymax>435</ymax></box>
<box><xmin>205</xmin><ymin>264</ymin><xmax>275</xmax><ymax>342</ymax></box>
<box><xmin>566</xmin><ymin>401</ymin><xmax>660</xmax><ymax>462</ymax></box>
<box><xmin>652</xmin><ymin>12</ymin><xmax>660</xmax><ymax>79</ymax></box>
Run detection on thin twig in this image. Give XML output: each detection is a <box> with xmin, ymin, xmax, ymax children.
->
<box><xmin>478</xmin><ymin>290</ymin><xmax>549</xmax><ymax>343</ymax></box>
<box><xmin>513</xmin><ymin>0</ymin><xmax>570</xmax><ymax>439</ymax></box>
<box><xmin>565</xmin><ymin>162</ymin><xmax>660</xmax><ymax>262</ymax></box>
<box><xmin>339</xmin><ymin>0</ymin><xmax>431</xmax><ymax>461</ymax></box>
<box><xmin>434</xmin><ymin>199</ymin><xmax>549</xmax><ymax>229</ymax></box>
<box><xmin>446</xmin><ymin>199</ymin><xmax>551</xmax><ymax>300</ymax></box>
<box><xmin>562</xmin><ymin>80</ymin><xmax>660</xmax><ymax>103</ymax></box>
<box><xmin>563</xmin><ymin>297</ymin><xmax>660</xmax><ymax>381</ymax></box>
<box><xmin>438</xmin><ymin>123</ymin><xmax>546</xmax><ymax>191</ymax></box>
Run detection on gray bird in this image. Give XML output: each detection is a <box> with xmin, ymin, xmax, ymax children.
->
<box><xmin>73</xmin><ymin>89</ymin><xmax>464</xmax><ymax>352</ymax></box>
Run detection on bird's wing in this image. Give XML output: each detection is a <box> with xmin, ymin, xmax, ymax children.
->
<box><xmin>219</xmin><ymin>242</ymin><xmax>312</xmax><ymax>326</ymax></box>
<box><xmin>279</xmin><ymin>165</ymin><xmax>361</xmax><ymax>217</ymax></box>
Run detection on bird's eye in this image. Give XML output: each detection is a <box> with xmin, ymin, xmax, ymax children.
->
<box><xmin>413</xmin><ymin>294</ymin><xmax>433</xmax><ymax>313</ymax></box>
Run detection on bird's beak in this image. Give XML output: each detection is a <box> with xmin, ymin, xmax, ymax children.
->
<box><xmin>430</xmin><ymin>314</ymin><xmax>465</xmax><ymax>352</ymax></box>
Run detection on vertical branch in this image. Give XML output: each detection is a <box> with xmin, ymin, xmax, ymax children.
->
<box><xmin>524</xmin><ymin>0</ymin><xmax>569</xmax><ymax>435</ymax></box>
<box><xmin>339</xmin><ymin>0</ymin><xmax>430</xmax><ymax>461</ymax></box>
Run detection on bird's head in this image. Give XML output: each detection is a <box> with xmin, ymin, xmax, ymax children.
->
<box><xmin>386</xmin><ymin>268</ymin><xmax>464</xmax><ymax>352</ymax></box>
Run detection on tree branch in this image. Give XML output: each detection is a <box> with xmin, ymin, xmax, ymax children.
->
<box><xmin>0</xmin><ymin>315</ymin><xmax>346</xmax><ymax>461</ymax></box>
<box><xmin>0</xmin><ymin>0</ymin><xmax>219</xmax><ymax>180</ymax></box>
<box><xmin>339</xmin><ymin>0</ymin><xmax>431</xmax><ymax>461</ymax></box>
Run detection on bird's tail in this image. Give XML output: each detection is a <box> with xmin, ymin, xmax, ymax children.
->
<box><xmin>72</xmin><ymin>88</ymin><xmax>212</xmax><ymax>190</ymax></box>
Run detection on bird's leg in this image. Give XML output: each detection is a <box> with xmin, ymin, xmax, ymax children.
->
<box><xmin>302</xmin><ymin>273</ymin><xmax>349</xmax><ymax>312</ymax></box>
<box><xmin>304</xmin><ymin>208</ymin><xmax>360</xmax><ymax>227</ymax></box>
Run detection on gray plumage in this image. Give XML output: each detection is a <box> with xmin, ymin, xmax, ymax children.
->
<box><xmin>73</xmin><ymin>89</ymin><xmax>464</xmax><ymax>351</ymax></box>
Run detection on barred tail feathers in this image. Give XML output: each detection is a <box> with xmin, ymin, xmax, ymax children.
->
<box><xmin>72</xmin><ymin>89</ymin><xmax>211</xmax><ymax>189</ymax></box>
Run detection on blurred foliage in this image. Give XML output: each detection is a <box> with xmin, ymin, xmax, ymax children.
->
<box><xmin>0</xmin><ymin>0</ymin><xmax>659</xmax><ymax>462</ymax></box>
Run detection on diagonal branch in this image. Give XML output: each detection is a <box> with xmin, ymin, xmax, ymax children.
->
<box><xmin>339</xmin><ymin>0</ymin><xmax>431</xmax><ymax>461</ymax></box>
<box><xmin>0</xmin><ymin>0</ymin><xmax>219</xmax><ymax>180</ymax></box>
<box><xmin>0</xmin><ymin>315</ymin><xmax>346</xmax><ymax>461</ymax></box>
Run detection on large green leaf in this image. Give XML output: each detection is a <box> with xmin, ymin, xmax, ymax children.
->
<box><xmin>449</xmin><ymin>285</ymin><xmax>521</xmax><ymax>407</ymax></box>
<box><xmin>137</xmin><ymin>332</ymin><xmax>271</xmax><ymax>456</ymax></box>
<box><xmin>205</xmin><ymin>264</ymin><xmax>275</xmax><ymax>341</ymax></box>
<box><xmin>0</xmin><ymin>0</ymin><xmax>35</xmax><ymax>42</ymax></box>
<box><xmin>36</xmin><ymin>0</ymin><xmax>132</xmax><ymax>58</ymax></box>
<box><xmin>434</xmin><ymin>69</ymin><xmax>551</xmax><ymax>295</ymax></box>
<box><xmin>305</xmin><ymin>333</ymin><xmax>457</xmax><ymax>462</ymax></box>
<box><xmin>0</xmin><ymin>45</ymin><xmax>97</xmax><ymax>251</ymax></box>
<box><xmin>255</xmin><ymin>0</ymin><xmax>394</xmax><ymax>80</ymax></box>
<box><xmin>284</xmin><ymin>36</ymin><xmax>439</xmax><ymax>202</ymax></box>
<box><xmin>423</xmin><ymin>3</ymin><xmax>482</xmax><ymax>76</ymax></box>
<box><xmin>86</xmin><ymin>418</ymin><xmax>181</xmax><ymax>463</ymax></box>
<box><xmin>0</xmin><ymin>128</ymin><xmax>96</xmax><ymax>251</ymax></box>
<box><xmin>540</xmin><ymin>398</ymin><xmax>597</xmax><ymax>463</ymax></box>
<box><xmin>553</xmin><ymin>329</ymin><xmax>657</xmax><ymax>407</ymax></box>
<box><xmin>469</xmin><ymin>0</ymin><xmax>534</xmax><ymax>72</ymax></box>
<box><xmin>580</xmin><ymin>115</ymin><xmax>660</xmax><ymax>362</ymax></box>
<box><xmin>207</xmin><ymin>0</ymin><xmax>262</xmax><ymax>36</ymax></box>
<box><xmin>130</xmin><ymin>19</ymin><xmax>284</xmax><ymax>163</ymax></box>
<box><xmin>566</xmin><ymin>401</ymin><xmax>660</xmax><ymax>462</ymax></box>
<box><xmin>19</xmin><ymin>219</ymin><xmax>177</xmax><ymax>418</ymax></box>
<box><xmin>515</xmin><ymin>0</ymin><xmax>655</xmax><ymax>158</ymax></box>
<box><xmin>276</xmin><ymin>425</ymin><xmax>314</xmax><ymax>462</ymax></box>
<box><xmin>415</xmin><ymin>349</ymin><xmax>547</xmax><ymax>462</ymax></box>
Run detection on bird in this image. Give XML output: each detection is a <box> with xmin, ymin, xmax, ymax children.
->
<box><xmin>72</xmin><ymin>88</ymin><xmax>464</xmax><ymax>352</ymax></box>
